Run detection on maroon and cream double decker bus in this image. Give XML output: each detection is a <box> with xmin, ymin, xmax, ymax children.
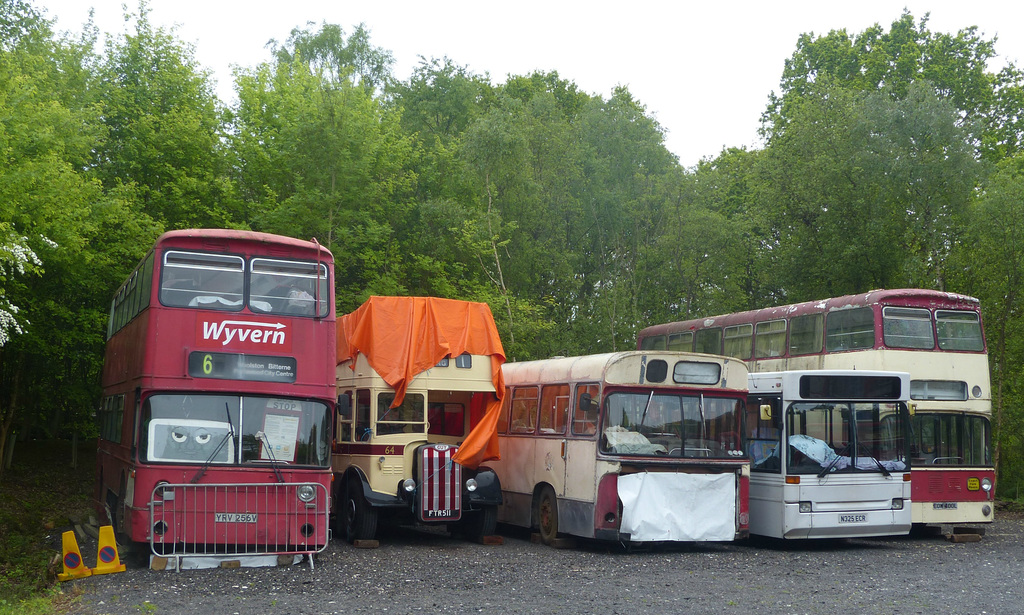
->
<box><xmin>639</xmin><ymin>289</ymin><xmax>994</xmax><ymax>530</ymax></box>
<box><xmin>96</xmin><ymin>229</ymin><xmax>335</xmax><ymax>568</ymax></box>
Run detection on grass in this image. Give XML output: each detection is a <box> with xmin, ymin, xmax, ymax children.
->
<box><xmin>0</xmin><ymin>438</ymin><xmax>97</xmax><ymax>613</ymax></box>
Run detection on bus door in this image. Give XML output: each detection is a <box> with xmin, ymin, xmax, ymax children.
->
<box><xmin>563</xmin><ymin>384</ymin><xmax>601</xmax><ymax>503</ymax></box>
<box><xmin>746</xmin><ymin>394</ymin><xmax>784</xmax><ymax>536</ymax></box>
<box><xmin>535</xmin><ymin>383</ymin><xmax>571</xmax><ymax>497</ymax></box>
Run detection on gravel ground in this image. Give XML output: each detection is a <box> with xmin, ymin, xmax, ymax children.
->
<box><xmin>65</xmin><ymin>516</ymin><xmax>1024</xmax><ymax>615</ymax></box>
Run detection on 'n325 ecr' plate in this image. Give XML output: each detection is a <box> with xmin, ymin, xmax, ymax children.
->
<box><xmin>839</xmin><ymin>514</ymin><xmax>867</xmax><ymax>523</ymax></box>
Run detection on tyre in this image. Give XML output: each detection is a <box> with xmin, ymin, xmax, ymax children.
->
<box><xmin>344</xmin><ymin>479</ymin><xmax>377</xmax><ymax>543</ymax></box>
<box><xmin>536</xmin><ymin>486</ymin><xmax>559</xmax><ymax>546</ymax></box>
<box><xmin>460</xmin><ymin>505</ymin><xmax>498</xmax><ymax>542</ymax></box>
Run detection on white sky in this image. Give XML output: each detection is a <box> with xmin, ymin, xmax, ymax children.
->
<box><xmin>36</xmin><ymin>0</ymin><xmax>1024</xmax><ymax>168</ymax></box>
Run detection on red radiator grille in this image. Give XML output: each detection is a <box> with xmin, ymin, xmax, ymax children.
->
<box><xmin>419</xmin><ymin>445</ymin><xmax>462</xmax><ymax>522</ymax></box>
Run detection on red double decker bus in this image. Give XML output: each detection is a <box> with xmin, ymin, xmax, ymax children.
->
<box><xmin>96</xmin><ymin>229</ymin><xmax>335</xmax><ymax>567</ymax></box>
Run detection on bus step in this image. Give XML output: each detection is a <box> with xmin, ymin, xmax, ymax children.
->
<box><xmin>946</xmin><ymin>528</ymin><xmax>983</xmax><ymax>543</ymax></box>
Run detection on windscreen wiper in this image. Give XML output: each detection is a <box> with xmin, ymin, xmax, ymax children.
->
<box><xmin>817</xmin><ymin>444</ymin><xmax>850</xmax><ymax>478</ymax></box>
<box><xmin>256</xmin><ymin>430</ymin><xmax>286</xmax><ymax>483</ymax></box>
<box><xmin>190</xmin><ymin>403</ymin><xmax>236</xmax><ymax>484</ymax></box>
<box><xmin>859</xmin><ymin>445</ymin><xmax>891</xmax><ymax>477</ymax></box>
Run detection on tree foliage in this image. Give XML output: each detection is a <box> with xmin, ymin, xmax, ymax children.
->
<box><xmin>4</xmin><ymin>5</ymin><xmax>1024</xmax><ymax>499</ymax></box>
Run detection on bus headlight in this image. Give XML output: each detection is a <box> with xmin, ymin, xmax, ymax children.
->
<box><xmin>465</xmin><ymin>478</ymin><xmax>478</xmax><ymax>492</ymax></box>
<box><xmin>891</xmin><ymin>498</ymin><xmax>904</xmax><ymax>510</ymax></box>
<box><xmin>798</xmin><ymin>501</ymin><xmax>812</xmax><ymax>513</ymax></box>
<box><xmin>402</xmin><ymin>478</ymin><xmax>416</xmax><ymax>493</ymax></box>
<box><xmin>981</xmin><ymin>478</ymin><xmax>993</xmax><ymax>492</ymax></box>
<box><xmin>297</xmin><ymin>485</ymin><xmax>316</xmax><ymax>503</ymax></box>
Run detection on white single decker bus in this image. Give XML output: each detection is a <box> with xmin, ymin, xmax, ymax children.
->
<box><xmin>746</xmin><ymin>370</ymin><xmax>912</xmax><ymax>539</ymax></box>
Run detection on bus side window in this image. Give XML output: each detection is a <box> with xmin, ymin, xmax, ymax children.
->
<box><xmin>573</xmin><ymin>384</ymin><xmax>600</xmax><ymax>436</ymax></box>
<box><xmin>539</xmin><ymin>384</ymin><xmax>569</xmax><ymax>434</ymax></box>
<box><xmin>509</xmin><ymin>387</ymin><xmax>539</xmax><ymax>434</ymax></box>
<box><xmin>497</xmin><ymin>387</ymin><xmax>512</xmax><ymax>434</ymax></box>
<box><xmin>337</xmin><ymin>391</ymin><xmax>353</xmax><ymax>442</ymax></box>
<box><xmin>355</xmin><ymin>389</ymin><xmax>371</xmax><ymax>440</ymax></box>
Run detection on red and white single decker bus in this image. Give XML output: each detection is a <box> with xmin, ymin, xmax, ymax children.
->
<box><xmin>490</xmin><ymin>351</ymin><xmax>750</xmax><ymax>545</ymax></box>
<box><xmin>639</xmin><ymin>289</ymin><xmax>995</xmax><ymax>530</ymax></box>
<box><xmin>96</xmin><ymin>229</ymin><xmax>336</xmax><ymax>567</ymax></box>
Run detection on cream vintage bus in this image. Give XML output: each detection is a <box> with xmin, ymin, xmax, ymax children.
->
<box><xmin>490</xmin><ymin>351</ymin><xmax>750</xmax><ymax>545</ymax></box>
<box><xmin>332</xmin><ymin>297</ymin><xmax>506</xmax><ymax>543</ymax></box>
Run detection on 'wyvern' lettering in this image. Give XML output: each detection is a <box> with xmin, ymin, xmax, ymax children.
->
<box><xmin>202</xmin><ymin>320</ymin><xmax>287</xmax><ymax>346</ymax></box>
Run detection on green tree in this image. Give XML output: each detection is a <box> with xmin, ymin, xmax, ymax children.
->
<box><xmin>95</xmin><ymin>2</ymin><xmax>237</xmax><ymax>228</ymax></box>
<box><xmin>756</xmin><ymin>80</ymin><xmax>978</xmax><ymax>299</ymax></box>
<box><xmin>0</xmin><ymin>0</ymin><xmax>161</xmax><ymax>473</ymax></box>
<box><xmin>231</xmin><ymin>22</ymin><xmax>420</xmax><ymax>311</ymax></box>
<box><xmin>950</xmin><ymin>155</ymin><xmax>1024</xmax><ymax>497</ymax></box>
<box><xmin>764</xmin><ymin>11</ymin><xmax>1012</xmax><ymax>161</ymax></box>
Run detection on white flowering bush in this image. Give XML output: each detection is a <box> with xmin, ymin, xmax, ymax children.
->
<box><xmin>0</xmin><ymin>230</ymin><xmax>53</xmax><ymax>346</ymax></box>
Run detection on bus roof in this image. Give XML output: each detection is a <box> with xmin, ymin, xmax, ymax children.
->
<box><xmin>157</xmin><ymin>229</ymin><xmax>333</xmax><ymax>259</ymax></box>
<box><xmin>640</xmin><ymin>288</ymin><xmax>980</xmax><ymax>338</ymax></box>
<box><xmin>502</xmin><ymin>351</ymin><xmax>749</xmax><ymax>392</ymax></box>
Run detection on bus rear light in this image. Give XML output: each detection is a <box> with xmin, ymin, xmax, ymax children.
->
<box><xmin>891</xmin><ymin>498</ymin><xmax>904</xmax><ymax>510</ymax></box>
<box><xmin>786</xmin><ymin>476</ymin><xmax>801</xmax><ymax>485</ymax></box>
<box><xmin>798</xmin><ymin>501</ymin><xmax>812</xmax><ymax>513</ymax></box>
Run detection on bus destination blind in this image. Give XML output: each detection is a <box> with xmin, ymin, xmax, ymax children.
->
<box><xmin>188</xmin><ymin>351</ymin><xmax>297</xmax><ymax>383</ymax></box>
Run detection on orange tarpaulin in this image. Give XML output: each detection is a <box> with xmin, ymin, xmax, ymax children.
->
<box><xmin>337</xmin><ymin>296</ymin><xmax>506</xmax><ymax>469</ymax></box>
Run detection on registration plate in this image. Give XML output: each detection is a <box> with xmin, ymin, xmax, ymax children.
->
<box><xmin>839</xmin><ymin>514</ymin><xmax>867</xmax><ymax>524</ymax></box>
<box><xmin>933</xmin><ymin>502</ymin><xmax>958</xmax><ymax>510</ymax></box>
<box><xmin>215</xmin><ymin>513</ymin><xmax>258</xmax><ymax>523</ymax></box>
<box><xmin>424</xmin><ymin>509</ymin><xmax>456</xmax><ymax>519</ymax></box>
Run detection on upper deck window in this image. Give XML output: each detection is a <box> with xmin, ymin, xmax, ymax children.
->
<box><xmin>825</xmin><ymin>307</ymin><xmax>875</xmax><ymax>352</ymax></box>
<box><xmin>640</xmin><ymin>335</ymin><xmax>666</xmax><ymax>350</ymax></box>
<box><xmin>160</xmin><ymin>251</ymin><xmax>244</xmax><ymax>310</ymax></box>
<box><xmin>724</xmin><ymin>324</ymin><xmax>753</xmax><ymax>360</ymax></box>
<box><xmin>249</xmin><ymin>258</ymin><xmax>329</xmax><ymax>317</ymax></box>
<box><xmin>936</xmin><ymin>310</ymin><xmax>984</xmax><ymax>351</ymax></box>
<box><xmin>667</xmin><ymin>332</ymin><xmax>692</xmax><ymax>351</ymax></box>
<box><xmin>789</xmin><ymin>313</ymin><xmax>824</xmax><ymax>356</ymax></box>
<box><xmin>694</xmin><ymin>327</ymin><xmax>722</xmax><ymax>354</ymax></box>
<box><xmin>754</xmin><ymin>319</ymin><xmax>787</xmax><ymax>359</ymax></box>
<box><xmin>883</xmin><ymin>306</ymin><xmax>934</xmax><ymax>349</ymax></box>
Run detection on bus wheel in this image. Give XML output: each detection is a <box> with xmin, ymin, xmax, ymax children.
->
<box><xmin>537</xmin><ymin>486</ymin><xmax>559</xmax><ymax>545</ymax></box>
<box><xmin>344</xmin><ymin>480</ymin><xmax>377</xmax><ymax>543</ymax></box>
<box><xmin>460</xmin><ymin>505</ymin><xmax>497</xmax><ymax>542</ymax></box>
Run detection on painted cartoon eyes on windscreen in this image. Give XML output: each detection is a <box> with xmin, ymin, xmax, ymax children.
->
<box><xmin>171</xmin><ymin>427</ymin><xmax>212</xmax><ymax>445</ymax></box>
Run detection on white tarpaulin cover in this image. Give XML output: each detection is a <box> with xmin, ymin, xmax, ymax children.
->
<box><xmin>618</xmin><ymin>472</ymin><xmax>736</xmax><ymax>541</ymax></box>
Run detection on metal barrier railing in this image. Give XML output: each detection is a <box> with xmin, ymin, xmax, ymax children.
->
<box><xmin>149</xmin><ymin>482</ymin><xmax>329</xmax><ymax>567</ymax></box>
